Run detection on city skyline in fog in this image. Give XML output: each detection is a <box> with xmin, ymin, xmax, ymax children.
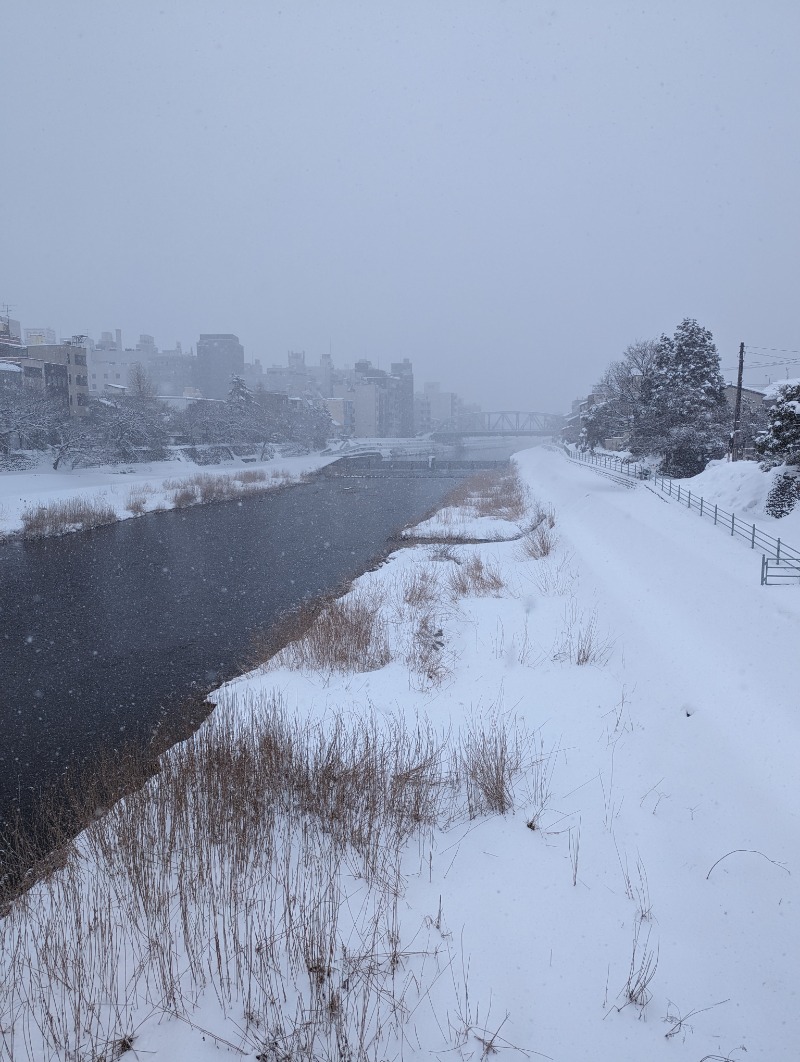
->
<box><xmin>3</xmin><ymin>2</ymin><xmax>800</xmax><ymax>411</ymax></box>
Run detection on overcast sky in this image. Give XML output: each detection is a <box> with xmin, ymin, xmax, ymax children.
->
<box><xmin>2</xmin><ymin>2</ymin><xmax>799</xmax><ymax>410</ymax></box>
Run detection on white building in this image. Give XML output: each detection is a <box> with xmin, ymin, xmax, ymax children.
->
<box><xmin>86</xmin><ymin>347</ymin><xmax>148</xmax><ymax>394</ymax></box>
<box><xmin>25</xmin><ymin>327</ymin><xmax>57</xmax><ymax>346</ymax></box>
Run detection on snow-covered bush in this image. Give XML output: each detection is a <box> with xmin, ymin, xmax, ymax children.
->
<box><xmin>765</xmin><ymin>471</ymin><xmax>800</xmax><ymax>518</ymax></box>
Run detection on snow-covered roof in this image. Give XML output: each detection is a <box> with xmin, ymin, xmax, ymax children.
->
<box><xmin>763</xmin><ymin>377</ymin><xmax>800</xmax><ymax>400</ymax></box>
<box><xmin>0</xmin><ymin>362</ymin><xmax>23</xmax><ymax>373</ymax></box>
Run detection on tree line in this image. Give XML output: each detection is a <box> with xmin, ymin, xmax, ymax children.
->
<box><xmin>581</xmin><ymin>318</ymin><xmax>799</xmax><ymax>477</ymax></box>
<box><xmin>0</xmin><ymin>372</ymin><xmax>333</xmax><ymax>469</ymax></box>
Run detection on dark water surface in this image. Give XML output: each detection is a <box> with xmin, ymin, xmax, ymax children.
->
<box><xmin>0</xmin><ymin>471</ymin><xmax>466</xmax><ymax>827</ymax></box>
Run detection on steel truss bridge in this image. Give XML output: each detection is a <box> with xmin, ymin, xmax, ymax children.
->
<box><xmin>432</xmin><ymin>410</ymin><xmax>563</xmax><ymax>441</ymax></box>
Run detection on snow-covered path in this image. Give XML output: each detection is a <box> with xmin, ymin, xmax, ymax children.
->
<box><xmin>518</xmin><ymin>446</ymin><xmax>800</xmax><ymax>795</ymax></box>
<box><xmin>512</xmin><ymin>446</ymin><xmax>800</xmax><ymax>1056</ymax></box>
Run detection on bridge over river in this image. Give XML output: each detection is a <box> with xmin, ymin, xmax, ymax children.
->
<box><xmin>431</xmin><ymin>410</ymin><xmax>563</xmax><ymax>443</ymax></box>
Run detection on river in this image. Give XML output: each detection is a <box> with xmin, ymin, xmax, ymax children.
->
<box><xmin>0</xmin><ymin>465</ymin><xmax>490</xmax><ymax>830</ymax></box>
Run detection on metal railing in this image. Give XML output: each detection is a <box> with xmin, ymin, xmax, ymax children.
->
<box><xmin>761</xmin><ymin>555</ymin><xmax>800</xmax><ymax>585</ymax></box>
<box><xmin>560</xmin><ymin>445</ymin><xmax>800</xmax><ymax>584</ymax></box>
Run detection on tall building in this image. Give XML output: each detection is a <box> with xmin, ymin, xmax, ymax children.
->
<box><xmin>422</xmin><ymin>381</ymin><xmax>459</xmax><ymax>428</ymax></box>
<box><xmin>96</xmin><ymin>329</ymin><xmax>123</xmax><ymax>351</ymax></box>
<box><xmin>19</xmin><ymin>342</ymin><xmax>90</xmax><ymax>416</ymax></box>
<box><xmin>87</xmin><ymin>347</ymin><xmax>148</xmax><ymax>395</ymax></box>
<box><xmin>196</xmin><ymin>334</ymin><xmax>245</xmax><ymax>399</ymax></box>
<box><xmin>0</xmin><ymin>315</ymin><xmax>22</xmax><ymax>357</ymax></box>
<box><xmin>136</xmin><ymin>334</ymin><xmax>158</xmax><ymax>357</ymax></box>
<box><xmin>347</xmin><ymin>358</ymin><xmax>416</xmax><ymax>437</ymax></box>
<box><xmin>390</xmin><ymin>358</ymin><xmax>414</xmax><ymax>437</ymax></box>
<box><xmin>25</xmin><ymin>327</ymin><xmax>57</xmax><ymax>346</ymax></box>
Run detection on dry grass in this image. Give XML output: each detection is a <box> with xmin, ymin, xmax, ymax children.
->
<box><xmin>518</xmin><ymin>524</ymin><xmax>558</xmax><ymax>559</ymax></box>
<box><xmin>235</xmin><ymin>468</ymin><xmax>268</xmax><ymax>484</ymax></box>
<box><xmin>460</xmin><ymin>712</ymin><xmax>532</xmax><ymax>817</ymax></box>
<box><xmin>517</xmin><ymin>502</ymin><xmax>557</xmax><ymax>559</ymax></box>
<box><xmin>447</xmin><ymin>553</ymin><xmax>505</xmax><ymax>599</ymax></box>
<box><xmin>20</xmin><ymin>496</ymin><xmax>117</xmax><ymax>538</ymax></box>
<box><xmin>124</xmin><ymin>484</ymin><xmax>155</xmax><ymax>515</ymax></box>
<box><xmin>620</xmin><ymin>922</ymin><xmax>659</xmax><ymax>1012</ymax></box>
<box><xmin>261</xmin><ymin>587</ymin><xmax>392</xmax><ymax>674</ymax></box>
<box><xmin>170</xmin><ymin>485</ymin><xmax>198</xmax><ymax>508</ymax></box>
<box><xmin>528</xmin><ymin>553</ymin><xmax>576</xmax><ymax>596</ymax></box>
<box><xmin>553</xmin><ymin>601</ymin><xmax>612</xmax><ymax>666</ymax></box>
<box><xmin>399</xmin><ymin>563</ymin><xmax>441</xmax><ymax>608</ymax></box>
<box><xmin>163</xmin><ymin>468</ymin><xmax>287</xmax><ymax>510</ymax></box>
<box><xmin>404</xmin><ymin>466</ymin><xmax>532</xmax><ymax>546</ymax></box>
<box><xmin>0</xmin><ymin>698</ymin><xmax>538</xmax><ymax>1061</ymax></box>
<box><xmin>404</xmin><ymin>610</ymin><xmax>450</xmax><ymax>688</ymax></box>
<box><xmin>444</xmin><ymin>466</ymin><xmax>530</xmax><ymax>522</ymax></box>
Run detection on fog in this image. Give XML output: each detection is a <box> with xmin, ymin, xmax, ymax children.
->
<box><xmin>2</xmin><ymin>1</ymin><xmax>799</xmax><ymax>411</ymax></box>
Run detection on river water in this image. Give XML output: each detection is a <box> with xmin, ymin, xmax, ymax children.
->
<box><xmin>0</xmin><ymin>468</ymin><xmax>479</xmax><ymax>828</ymax></box>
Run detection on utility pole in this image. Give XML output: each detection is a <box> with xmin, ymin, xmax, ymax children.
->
<box><xmin>731</xmin><ymin>341</ymin><xmax>745</xmax><ymax>461</ymax></box>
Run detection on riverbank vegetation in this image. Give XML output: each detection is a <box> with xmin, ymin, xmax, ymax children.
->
<box><xmin>580</xmin><ymin>319</ymin><xmax>766</xmax><ymax>476</ymax></box>
<box><xmin>16</xmin><ymin>465</ymin><xmax>310</xmax><ymax>539</ymax></box>
<box><xmin>1</xmin><ymin>373</ymin><xmax>333</xmax><ymax>471</ymax></box>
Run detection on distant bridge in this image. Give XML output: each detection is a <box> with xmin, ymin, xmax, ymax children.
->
<box><xmin>432</xmin><ymin>410</ymin><xmax>563</xmax><ymax>442</ymax></box>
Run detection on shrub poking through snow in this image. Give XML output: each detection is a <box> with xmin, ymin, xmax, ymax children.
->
<box><xmin>406</xmin><ymin>610</ymin><xmax>450</xmax><ymax>688</ymax></box>
<box><xmin>519</xmin><ymin>524</ymin><xmax>558</xmax><ymax>559</ymax></box>
<box><xmin>553</xmin><ymin>601</ymin><xmax>612</xmax><ymax>666</ymax></box>
<box><xmin>170</xmin><ymin>485</ymin><xmax>198</xmax><ymax>508</ymax></box>
<box><xmin>460</xmin><ymin>713</ymin><xmax>530</xmax><ymax>817</ymax></box>
<box><xmin>447</xmin><ymin>553</ymin><xmax>505</xmax><ymax>599</ymax></box>
<box><xmin>124</xmin><ymin>485</ymin><xmax>155</xmax><ymax>515</ymax></box>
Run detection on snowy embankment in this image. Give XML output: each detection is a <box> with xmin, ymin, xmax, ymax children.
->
<box><xmin>0</xmin><ymin>450</ymin><xmax>337</xmax><ymax>539</ymax></box>
<box><xmin>2</xmin><ymin>448</ymin><xmax>799</xmax><ymax>1061</ymax></box>
<box><xmin>679</xmin><ymin>457</ymin><xmax>800</xmax><ymax>542</ymax></box>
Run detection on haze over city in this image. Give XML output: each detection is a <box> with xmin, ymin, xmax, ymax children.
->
<box><xmin>3</xmin><ymin>1</ymin><xmax>799</xmax><ymax>411</ymax></box>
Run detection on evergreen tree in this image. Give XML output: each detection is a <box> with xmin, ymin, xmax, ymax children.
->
<box><xmin>755</xmin><ymin>381</ymin><xmax>800</xmax><ymax>467</ymax></box>
<box><xmin>227</xmin><ymin>374</ymin><xmax>253</xmax><ymax>405</ymax></box>
<box><xmin>764</xmin><ymin>472</ymin><xmax>800</xmax><ymax>517</ymax></box>
<box><xmin>636</xmin><ymin>318</ymin><xmax>729</xmax><ymax>476</ymax></box>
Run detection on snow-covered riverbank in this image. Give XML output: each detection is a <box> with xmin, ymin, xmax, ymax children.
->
<box><xmin>0</xmin><ymin>450</ymin><xmax>338</xmax><ymax>539</ymax></box>
<box><xmin>2</xmin><ymin>448</ymin><xmax>799</xmax><ymax>1061</ymax></box>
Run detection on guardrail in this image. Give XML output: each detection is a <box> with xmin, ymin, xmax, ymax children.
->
<box><xmin>560</xmin><ymin>445</ymin><xmax>800</xmax><ymax>584</ymax></box>
<box><xmin>323</xmin><ymin>456</ymin><xmax>509</xmax><ymax>476</ymax></box>
<box><xmin>761</xmin><ymin>556</ymin><xmax>800</xmax><ymax>585</ymax></box>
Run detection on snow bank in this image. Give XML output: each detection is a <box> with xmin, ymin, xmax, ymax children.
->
<box><xmin>0</xmin><ymin>450</ymin><xmax>336</xmax><ymax>538</ymax></box>
<box><xmin>680</xmin><ymin>457</ymin><xmax>800</xmax><ymax>540</ymax></box>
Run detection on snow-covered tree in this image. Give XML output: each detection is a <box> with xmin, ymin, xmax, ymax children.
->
<box><xmin>0</xmin><ymin>388</ymin><xmax>60</xmax><ymax>454</ymax></box>
<box><xmin>764</xmin><ymin>472</ymin><xmax>800</xmax><ymax>517</ymax></box>
<box><xmin>756</xmin><ymin>380</ymin><xmax>800</xmax><ymax>468</ymax></box>
<box><xmin>127</xmin><ymin>362</ymin><xmax>158</xmax><ymax>400</ymax></box>
<box><xmin>583</xmin><ymin>339</ymin><xmax>659</xmax><ymax>449</ymax></box>
<box><xmin>227</xmin><ymin>374</ymin><xmax>253</xmax><ymax>406</ymax></box>
<box><xmin>635</xmin><ymin>318</ymin><xmax>729</xmax><ymax>476</ymax></box>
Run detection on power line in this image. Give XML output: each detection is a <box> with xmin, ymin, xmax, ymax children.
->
<box><xmin>722</xmin><ymin>358</ymin><xmax>800</xmax><ymax>370</ymax></box>
<box><xmin>746</xmin><ymin>344</ymin><xmax>800</xmax><ymax>355</ymax></box>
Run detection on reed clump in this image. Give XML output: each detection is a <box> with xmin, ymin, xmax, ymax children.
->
<box><xmin>0</xmin><ymin>697</ymin><xmax>536</xmax><ymax>1061</ymax></box>
<box><xmin>20</xmin><ymin>496</ymin><xmax>117</xmax><ymax>538</ymax></box>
